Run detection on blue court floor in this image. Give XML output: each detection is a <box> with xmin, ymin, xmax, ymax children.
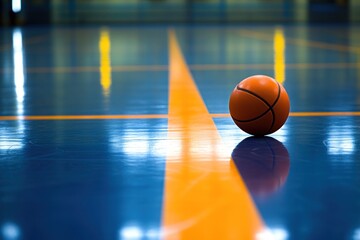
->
<box><xmin>1</xmin><ymin>25</ymin><xmax>360</xmax><ymax>240</ymax></box>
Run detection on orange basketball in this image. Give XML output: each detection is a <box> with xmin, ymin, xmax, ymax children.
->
<box><xmin>229</xmin><ymin>75</ymin><xmax>290</xmax><ymax>136</ymax></box>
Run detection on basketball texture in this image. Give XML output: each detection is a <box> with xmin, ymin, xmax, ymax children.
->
<box><xmin>229</xmin><ymin>75</ymin><xmax>290</xmax><ymax>136</ymax></box>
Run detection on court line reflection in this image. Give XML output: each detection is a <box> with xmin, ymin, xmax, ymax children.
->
<box><xmin>0</xmin><ymin>28</ymin><xmax>26</xmax><ymax>151</ymax></box>
<box><xmin>231</xmin><ymin>137</ymin><xmax>290</xmax><ymax>198</ymax></box>
<box><xmin>13</xmin><ymin>28</ymin><xmax>25</xmax><ymax>116</ymax></box>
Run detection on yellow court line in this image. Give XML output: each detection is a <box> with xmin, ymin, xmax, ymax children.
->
<box><xmin>162</xmin><ymin>29</ymin><xmax>264</xmax><ymax>239</ymax></box>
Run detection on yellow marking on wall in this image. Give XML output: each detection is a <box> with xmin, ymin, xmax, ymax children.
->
<box><xmin>162</xmin><ymin>29</ymin><xmax>264</xmax><ymax>239</ymax></box>
<box><xmin>99</xmin><ymin>29</ymin><xmax>112</xmax><ymax>97</ymax></box>
<box><xmin>274</xmin><ymin>27</ymin><xmax>286</xmax><ymax>84</ymax></box>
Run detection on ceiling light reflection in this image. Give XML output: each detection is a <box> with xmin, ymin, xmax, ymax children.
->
<box><xmin>120</xmin><ymin>226</ymin><xmax>143</xmax><ymax>239</ymax></box>
<box><xmin>325</xmin><ymin>125</ymin><xmax>355</xmax><ymax>156</ymax></box>
<box><xmin>166</xmin><ymin>138</ymin><xmax>182</xmax><ymax>160</ymax></box>
<box><xmin>256</xmin><ymin>227</ymin><xmax>288</xmax><ymax>240</ymax></box>
<box><xmin>271</xmin><ymin>124</ymin><xmax>288</xmax><ymax>143</ymax></box>
<box><xmin>1</xmin><ymin>29</ymin><xmax>27</xmax><ymax>152</ymax></box>
<box><xmin>353</xmin><ymin>228</ymin><xmax>360</xmax><ymax>240</ymax></box>
<box><xmin>12</xmin><ymin>28</ymin><xmax>25</xmax><ymax>116</ymax></box>
<box><xmin>145</xmin><ymin>228</ymin><xmax>161</xmax><ymax>239</ymax></box>
<box><xmin>0</xmin><ymin>138</ymin><xmax>24</xmax><ymax>151</ymax></box>
<box><xmin>119</xmin><ymin>226</ymin><xmax>160</xmax><ymax>240</ymax></box>
<box><xmin>109</xmin><ymin>126</ymin><xmax>166</xmax><ymax>158</ymax></box>
<box><xmin>1</xmin><ymin>222</ymin><xmax>20</xmax><ymax>240</ymax></box>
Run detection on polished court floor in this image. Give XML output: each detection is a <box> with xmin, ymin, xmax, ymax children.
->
<box><xmin>1</xmin><ymin>24</ymin><xmax>360</xmax><ymax>240</ymax></box>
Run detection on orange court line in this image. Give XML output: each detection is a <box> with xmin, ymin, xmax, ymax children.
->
<box><xmin>162</xmin><ymin>29</ymin><xmax>264</xmax><ymax>239</ymax></box>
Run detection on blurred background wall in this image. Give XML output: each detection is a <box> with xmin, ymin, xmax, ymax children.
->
<box><xmin>0</xmin><ymin>0</ymin><xmax>359</xmax><ymax>25</ymax></box>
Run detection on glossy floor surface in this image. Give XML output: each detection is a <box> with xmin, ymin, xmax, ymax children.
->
<box><xmin>1</xmin><ymin>25</ymin><xmax>360</xmax><ymax>240</ymax></box>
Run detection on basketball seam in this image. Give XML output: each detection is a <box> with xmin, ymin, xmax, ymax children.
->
<box><xmin>268</xmin><ymin>82</ymin><xmax>281</xmax><ymax>132</ymax></box>
<box><xmin>231</xmin><ymin>82</ymin><xmax>281</xmax><ymax>133</ymax></box>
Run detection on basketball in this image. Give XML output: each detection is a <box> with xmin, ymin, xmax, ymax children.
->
<box><xmin>229</xmin><ymin>75</ymin><xmax>290</xmax><ymax>136</ymax></box>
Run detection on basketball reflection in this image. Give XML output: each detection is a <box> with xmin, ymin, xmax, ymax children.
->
<box><xmin>231</xmin><ymin>137</ymin><xmax>290</xmax><ymax>197</ymax></box>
